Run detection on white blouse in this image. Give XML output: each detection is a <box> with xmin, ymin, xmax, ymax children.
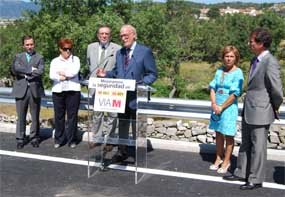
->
<box><xmin>49</xmin><ymin>55</ymin><xmax>81</xmax><ymax>93</ymax></box>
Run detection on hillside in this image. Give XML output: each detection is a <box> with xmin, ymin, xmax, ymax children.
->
<box><xmin>0</xmin><ymin>0</ymin><xmax>39</xmax><ymax>19</ymax></box>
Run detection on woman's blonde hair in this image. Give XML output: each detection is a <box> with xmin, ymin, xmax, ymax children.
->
<box><xmin>221</xmin><ymin>45</ymin><xmax>240</xmax><ymax>65</ymax></box>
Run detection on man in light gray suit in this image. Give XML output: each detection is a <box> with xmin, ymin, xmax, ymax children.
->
<box><xmin>11</xmin><ymin>35</ymin><xmax>45</xmax><ymax>149</ymax></box>
<box><xmin>223</xmin><ymin>28</ymin><xmax>283</xmax><ymax>190</ymax></box>
<box><xmin>87</xmin><ymin>25</ymin><xmax>121</xmax><ymax>148</ymax></box>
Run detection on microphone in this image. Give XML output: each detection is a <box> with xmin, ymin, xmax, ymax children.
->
<box><xmin>131</xmin><ymin>71</ymin><xmax>135</xmax><ymax>80</ymax></box>
<box><xmin>88</xmin><ymin>54</ymin><xmax>114</xmax><ymax>78</ymax></box>
<box><xmin>102</xmin><ymin>54</ymin><xmax>114</xmax><ymax>70</ymax></box>
<box><xmin>147</xmin><ymin>86</ymin><xmax>151</xmax><ymax>102</ymax></box>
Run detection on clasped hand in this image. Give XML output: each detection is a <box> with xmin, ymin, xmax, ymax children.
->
<box><xmin>57</xmin><ymin>71</ymin><xmax>67</xmax><ymax>81</ymax></box>
<box><xmin>212</xmin><ymin>103</ymin><xmax>223</xmax><ymax>115</ymax></box>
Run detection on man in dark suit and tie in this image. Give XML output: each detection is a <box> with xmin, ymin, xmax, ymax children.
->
<box><xmin>11</xmin><ymin>35</ymin><xmax>45</xmax><ymax>149</ymax></box>
<box><xmin>87</xmin><ymin>25</ymin><xmax>121</xmax><ymax>149</ymax></box>
<box><xmin>223</xmin><ymin>28</ymin><xmax>283</xmax><ymax>190</ymax></box>
<box><xmin>97</xmin><ymin>24</ymin><xmax>157</xmax><ymax>161</ymax></box>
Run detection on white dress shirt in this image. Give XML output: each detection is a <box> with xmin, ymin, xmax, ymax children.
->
<box><xmin>128</xmin><ymin>41</ymin><xmax>137</xmax><ymax>59</ymax></box>
<box><xmin>49</xmin><ymin>55</ymin><xmax>81</xmax><ymax>93</ymax></box>
<box><xmin>257</xmin><ymin>50</ymin><xmax>269</xmax><ymax>61</ymax></box>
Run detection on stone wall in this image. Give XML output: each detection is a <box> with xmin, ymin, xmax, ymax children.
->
<box><xmin>1</xmin><ymin>113</ymin><xmax>284</xmax><ymax>150</ymax></box>
<box><xmin>145</xmin><ymin>118</ymin><xmax>285</xmax><ymax>150</ymax></box>
<box><xmin>0</xmin><ymin>77</ymin><xmax>13</xmax><ymax>87</ymax></box>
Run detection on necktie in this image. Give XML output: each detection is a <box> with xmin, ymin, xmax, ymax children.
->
<box><xmin>99</xmin><ymin>46</ymin><xmax>105</xmax><ymax>64</ymax></box>
<box><xmin>26</xmin><ymin>53</ymin><xmax>31</xmax><ymax>62</ymax></box>
<box><xmin>124</xmin><ymin>48</ymin><xmax>131</xmax><ymax>70</ymax></box>
<box><xmin>250</xmin><ymin>57</ymin><xmax>258</xmax><ymax>77</ymax></box>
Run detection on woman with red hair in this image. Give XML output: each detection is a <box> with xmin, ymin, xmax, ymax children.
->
<box><xmin>49</xmin><ymin>38</ymin><xmax>81</xmax><ymax>149</ymax></box>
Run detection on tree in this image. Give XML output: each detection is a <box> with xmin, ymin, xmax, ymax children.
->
<box><xmin>277</xmin><ymin>40</ymin><xmax>285</xmax><ymax>59</ymax></box>
<box><xmin>130</xmin><ymin>3</ymin><xmax>173</xmax><ymax>96</ymax></box>
<box><xmin>207</xmin><ymin>7</ymin><xmax>220</xmax><ymax>19</ymax></box>
<box><xmin>1</xmin><ymin>1</ymin><xmax>285</xmax><ymax>98</ymax></box>
<box><xmin>221</xmin><ymin>14</ymin><xmax>256</xmax><ymax>60</ymax></box>
<box><xmin>31</xmin><ymin>0</ymin><xmax>107</xmax><ymax>16</ymax></box>
<box><xmin>256</xmin><ymin>11</ymin><xmax>285</xmax><ymax>54</ymax></box>
<box><xmin>0</xmin><ymin>24</ymin><xmax>23</xmax><ymax>78</ymax></box>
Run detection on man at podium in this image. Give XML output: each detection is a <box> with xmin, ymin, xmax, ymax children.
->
<box><xmin>97</xmin><ymin>24</ymin><xmax>157</xmax><ymax>162</ymax></box>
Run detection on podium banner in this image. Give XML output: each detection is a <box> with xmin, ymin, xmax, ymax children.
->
<box><xmin>89</xmin><ymin>78</ymin><xmax>136</xmax><ymax>113</ymax></box>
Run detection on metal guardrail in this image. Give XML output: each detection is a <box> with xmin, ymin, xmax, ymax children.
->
<box><xmin>0</xmin><ymin>87</ymin><xmax>89</xmax><ymax>110</ymax></box>
<box><xmin>0</xmin><ymin>87</ymin><xmax>284</xmax><ymax>125</ymax></box>
<box><xmin>137</xmin><ymin>97</ymin><xmax>285</xmax><ymax>125</ymax></box>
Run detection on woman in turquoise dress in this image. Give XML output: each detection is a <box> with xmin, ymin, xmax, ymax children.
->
<box><xmin>208</xmin><ymin>46</ymin><xmax>244</xmax><ymax>173</ymax></box>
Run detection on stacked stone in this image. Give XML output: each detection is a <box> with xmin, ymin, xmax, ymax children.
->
<box><xmin>0</xmin><ymin>77</ymin><xmax>13</xmax><ymax>87</ymax></box>
<box><xmin>145</xmin><ymin>118</ymin><xmax>285</xmax><ymax>150</ymax></box>
<box><xmin>0</xmin><ymin>113</ymin><xmax>284</xmax><ymax>150</ymax></box>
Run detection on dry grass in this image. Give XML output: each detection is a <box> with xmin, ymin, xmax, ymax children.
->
<box><xmin>0</xmin><ymin>104</ymin><xmax>17</xmax><ymax>116</ymax></box>
<box><xmin>151</xmin><ymin>61</ymin><xmax>218</xmax><ymax>98</ymax></box>
<box><xmin>154</xmin><ymin>61</ymin><xmax>216</xmax><ymax>87</ymax></box>
<box><xmin>0</xmin><ymin>104</ymin><xmax>88</xmax><ymax>120</ymax></box>
<box><xmin>180</xmin><ymin>61</ymin><xmax>217</xmax><ymax>90</ymax></box>
<box><xmin>0</xmin><ymin>104</ymin><xmax>54</xmax><ymax>118</ymax></box>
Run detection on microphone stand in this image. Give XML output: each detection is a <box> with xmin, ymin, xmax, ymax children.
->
<box><xmin>88</xmin><ymin>54</ymin><xmax>114</xmax><ymax>78</ymax></box>
<box><xmin>80</xmin><ymin>54</ymin><xmax>114</xmax><ymax>87</ymax></box>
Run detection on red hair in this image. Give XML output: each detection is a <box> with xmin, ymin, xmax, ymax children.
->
<box><xmin>58</xmin><ymin>38</ymin><xmax>73</xmax><ymax>48</ymax></box>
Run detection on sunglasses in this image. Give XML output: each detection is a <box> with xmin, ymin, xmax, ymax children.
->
<box><xmin>62</xmin><ymin>47</ymin><xmax>72</xmax><ymax>51</ymax></box>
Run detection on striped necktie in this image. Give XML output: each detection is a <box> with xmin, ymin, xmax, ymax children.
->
<box><xmin>124</xmin><ymin>48</ymin><xmax>131</xmax><ymax>70</ymax></box>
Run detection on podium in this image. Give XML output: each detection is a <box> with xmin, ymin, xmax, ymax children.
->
<box><xmin>135</xmin><ymin>85</ymin><xmax>155</xmax><ymax>183</ymax></box>
<box><xmin>87</xmin><ymin>78</ymin><xmax>155</xmax><ymax>183</ymax></box>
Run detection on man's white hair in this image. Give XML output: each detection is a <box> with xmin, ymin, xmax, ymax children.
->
<box><xmin>120</xmin><ymin>24</ymin><xmax>137</xmax><ymax>40</ymax></box>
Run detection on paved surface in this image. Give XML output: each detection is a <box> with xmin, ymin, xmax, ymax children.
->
<box><xmin>0</xmin><ymin>130</ymin><xmax>284</xmax><ymax>197</ymax></box>
<box><xmin>1</xmin><ymin>122</ymin><xmax>284</xmax><ymax>161</ymax></box>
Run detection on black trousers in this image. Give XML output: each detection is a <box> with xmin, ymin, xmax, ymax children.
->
<box><xmin>118</xmin><ymin>106</ymin><xmax>136</xmax><ymax>140</ymax></box>
<box><xmin>117</xmin><ymin>105</ymin><xmax>136</xmax><ymax>155</ymax></box>
<box><xmin>52</xmin><ymin>91</ymin><xmax>80</xmax><ymax>145</ymax></box>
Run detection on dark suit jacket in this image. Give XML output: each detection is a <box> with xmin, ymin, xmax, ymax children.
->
<box><xmin>106</xmin><ymin>43</ymin><xmax>157</xmax><ymax>109</ymax></box>
<box><xmin>11</xmin><ymin>52</ymin><xmax>45</xmax><ymax>99</ymax></box>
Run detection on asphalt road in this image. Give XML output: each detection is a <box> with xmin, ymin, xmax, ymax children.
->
<box><xmin>0</xmin><ymin>131</ymin><xmax>284</xmax><ymax>197</ymax></box>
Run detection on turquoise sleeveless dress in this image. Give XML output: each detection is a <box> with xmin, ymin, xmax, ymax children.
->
<box><xmin>209</xmin><ymin>66</ymin><xmax>244</xmax><ymax>136</ymax></box>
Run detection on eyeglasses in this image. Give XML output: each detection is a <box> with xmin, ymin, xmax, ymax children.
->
<box><xmin>62</xmin><ymin>47</ymin><xmax>72</xmax><ymax>51</ymax></box>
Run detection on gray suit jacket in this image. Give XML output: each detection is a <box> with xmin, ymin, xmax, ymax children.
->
<box><xmin>87</xmin><ymin>42</ymin><xmax>121</xmax><ymax>77</ymax></box>
<box><xmin>87</xmin><ymin>42</ymin><xmax>121</xmax><ymax>96</ymax></box>
<box><xmin>243</xmin><ymin>52</ymin><xmax>283</xmax><ymax>125</ymax></box>
<box><xmin>11</xmin><ymin>52</ymin><xmax>45</xmax><ymax>99</ymax></box>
